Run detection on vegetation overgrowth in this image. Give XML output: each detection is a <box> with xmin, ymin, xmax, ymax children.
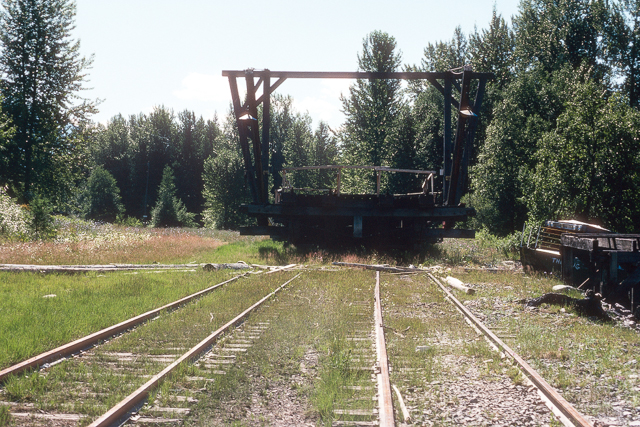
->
<box><xmin>0</xmin><ymin>229</ymin><xmax>638</xmax><ymax>425</ymax></box>
<box><xmin>1</xmin><ymin>215</ymin><xmax>521</xmax><ymax>266</ymax></box>
<box><xmin>1</xmin><ymin>272</ymin><xmax>287</xmax><ymax>424</ymax></box>
<box><xmin>0</xmin><ymin>269</ymin><xmax>238</xmax><ymax>369</ymax></box>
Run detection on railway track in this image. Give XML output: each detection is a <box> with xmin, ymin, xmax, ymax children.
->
<box><xmin>0</xmin><ymin>265</ymin><xmax>615</xmax><ymax>426</ymax></box>
<box><xmin>0</xmin><ymin>269</ymin><xmax>300</xmax><ymax>426</ymax></box>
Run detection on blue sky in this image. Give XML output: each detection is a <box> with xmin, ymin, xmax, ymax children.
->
<box><xmin>74</xmin><ymin>0</ymin><xmax>520</xmax><ymax>129</ymax></box>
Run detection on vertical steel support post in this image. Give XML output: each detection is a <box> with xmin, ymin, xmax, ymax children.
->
<box><xmin>261</xmin><ymin>74</ymin><xmax>271</xmax><ymax>204</ymax></box>
<box><xmin>446</xmin><ymin>67</ymin><xmax>473</xmax><ymax>207</ymax></box>
<box><xmin>443</xmin><ymin>74</ymin><xmax>452</xmax><ymax>202</ymax></box>
<box><xmin>456</xmin><ymin>77</ymin><xmax>487</xmax><ymax>201</ymax></box>
<box><xmin>228</xmin><ymin>76</ymin><xmax>259</xmax><ymax>204</ymax></box>
<box><xmin>245</xmin><ymin>73</ymin><xmax>266</xmax><ymax>205</ymax></box>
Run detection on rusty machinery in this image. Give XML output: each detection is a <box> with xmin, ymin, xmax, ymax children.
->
<box><xmin>223</xmin><ymin>67</ymin><xmax>493</xmax><ymax>247</ymax></box>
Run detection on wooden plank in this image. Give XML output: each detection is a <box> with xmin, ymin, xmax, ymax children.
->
<box><xmin>445</xmin><ymin>276</ymin><xmax>475</xmax><ymax>294</ymax></box>
<box><xmin>333</xmin><ymin>262</ymin><xmax>420</xmax><ymax>273</ymax></box>
<box><xmin>374</xmin><ymin>271</ymin><xmax>395</xmax><ymax>427</ymax></box>
<box><xmin>255</xmin><ymin>77</ymin><xmax>286</xmax><ymax>106</ymax></box>
<box><xmin>561</xmin><ymin>235</ymin><xmax>598</xmax><ymax>251</ymax></box>
<box><xmin>243</xmin><ymin>204</ymin><xmax>474</xmax><ymax>219</ymax></box>
<box><xmin>11</xmin><ymin>412</ymin><xmax>83</xmax><ymax>421</ymax></box>
<box><xmin>392</xmin><ymin>384</ymin><xmax>412</xmax><ymax>423</ymax></box>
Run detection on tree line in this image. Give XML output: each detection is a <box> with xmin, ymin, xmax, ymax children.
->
<box><xmin>1</xmin><ymin>0</ymin><xmax>640</xmax><ymax>236</ymax></box>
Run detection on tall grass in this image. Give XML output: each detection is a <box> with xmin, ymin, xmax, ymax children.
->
<box><xmin>0</xmin><ymin>269</ymin><xmax>237</xmax><ymax>369</ymax></box>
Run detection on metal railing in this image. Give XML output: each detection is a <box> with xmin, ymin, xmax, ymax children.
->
<box><xmin>278</xmin><ymin>165</ymin><xmax>437</xmax><ymax>201</ymax></box>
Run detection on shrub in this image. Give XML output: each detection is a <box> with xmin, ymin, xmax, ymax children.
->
<box><xmin>116</xmin><ymin>214</ymin><xmax>143</xmax><ymax>227</ymax></box>
<box><xmin>202</xmin><ymin>150</ymin><xmax>251</xmax><ymax>229</ymax></box>
<box><xmin>28</xmin><ymin>195</ymin><xmax>56</xmax><ymax>239</ymax></box>
<box><xmin>82</xmin><ymin>166</ymin><xmax>124</xmax><ymax>222</ymax></box>
<box><xmin>0</xmin><ymin>186</ymin><xmax>29</xmax><ymax>240</ymax></box>
<box><xmin>151</xmin><ymin>166</ymin><xmax>196</xmax><ymax>228</ymax></box>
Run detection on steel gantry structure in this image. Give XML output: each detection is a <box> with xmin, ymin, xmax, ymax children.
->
<box><xmin>223</xmin><ymin>67</ymin><xmax>493</xmax><ymax>246</ymax></box>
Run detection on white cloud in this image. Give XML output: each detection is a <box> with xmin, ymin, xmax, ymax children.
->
<box><xmin>293</xmin><ymin>79</ymin><xmax>352</xmax><ymax>128</ymax></box>
<box><xmin>173</xmin><ymin>72</ymin><xmax>236</xmax><ymax>103</ymax></box>
<box><xmin>321</xmin><ymin>78</ymin><xmax>353</xmax><ymax>100</ymax></box>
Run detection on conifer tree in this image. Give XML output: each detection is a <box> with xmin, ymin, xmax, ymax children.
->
<box><xmin>340</xmin><ymin>31</ymin><xmax>403</xmax><ymax>193</ymax></box>
<box><xmin>150</xmin><ymin>166</ymin><xmax>195</xmax><ymax>228</ymax></box>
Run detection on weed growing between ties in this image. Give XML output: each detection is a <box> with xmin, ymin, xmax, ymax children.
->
<box><xmin>145</xmin><ymin>270</ymin><xmax>376</xmax><ymax>427</ymax></box>
<box><xmin>0</xmin><ymin>269</ymin><xmax>239</xmax><ymax>369</ymax></box>
<box><xmin>1</xmin><ymin>272</ymin><xmax>288</xmax><ymax>423</ymax></box>
<box><xmin>0</xmin><ymin>404</ymin><xmax>10</xmax><ymax>427</ymax></box>
<box><xmin>381</xmin><ymin>272</ymin><xmax>562</xmax><ymax>425</ymax></box>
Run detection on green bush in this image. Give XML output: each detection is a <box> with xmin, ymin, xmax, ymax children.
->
<box><xmin>0</xmin><ymin>186</ymin><xmax>29</xmax><ymax>240</ymax></box>
<box><xmin>81</xmin><ymin>166</ymin><xmax>124</xmax><ymax>222</ymax></box>
<box><xmin>116</xmin><ymin>214</ymin><xmax>143</xmax><ymax>227</ymax></box>
<box><xmin>28</xmin><ymin>196</ymin><xmax>56</xmax><ymax>239</ymax></box>
<box><xmin>476</xmin><ymin>228</ymin><xmax>523</xmax><ymax>259</ymax></box>
<box><xmin>202</xmin><ymin>150</ymin><xmax>251</xmax><ymax>230</ymax></box>
<box><xmin>151</xmin><ymin>166</ymin><xmax>196</xmax><ymax>228</ymax></box>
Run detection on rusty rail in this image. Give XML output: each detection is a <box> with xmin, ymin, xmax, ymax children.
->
<box><xmin>88</xmin><ymin>272</ymin><xmax>302</xmax><ymax>427</ymax></box>
<box><xmin>428</xmin><ymin>273</ymin><xmax>593</xmax><ymax>427</ymax></box>
<box><xmin>374</xmin><ymin>271</ymin><xmax>395</xmax><ymax>426</ymax></box>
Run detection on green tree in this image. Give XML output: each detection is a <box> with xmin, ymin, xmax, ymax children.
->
<box><xmin>150</xmin><ymin>166</ymin><xmax>195</xmax><ymax>228</ymax></box>
<box><xmin>81</xmin><ymin>166</ymin><xmax>124</xmax><ymax>222</ymax></box>
<box><xmin>269</xmin><ymin>94</ymin><xmax>295</xmax><ymax>193</ymax></box>
<box><xmin>469</xmin><ymin>9</ymin><xmax>515</xmax><ymax>85</ymax></box>
<box><xmin>525</xmin><ymin>76</ymin><xmax>640</xmax><ymax>232</ymax></box>
<box><xmin>202</xmin><ymin>112</ymin><xmax>251</xmax><ymax>229</ymax></box>
<box><xmin>0</xmin><ymin>0</ymin><xmax>97</xmax><ymax>203</ymax></box>
<box><xmin>173</xmin><ymin>110</ymin><xmax>218</xmax><ymax>214</ymax></box>
<box><xmin>282</xmin><ymin>111</ymin><xmax>314</xmax><ymax>188</ymax></box>
<box><xmin>202</xmin><ymin>148</ymin><xmax>250</xmax><ymax>229</ymax></box>
<box><xmin>340</xmin><ymin>30</ymin><xmax>403</xmax><ymax>193</ymax></box>
<box><xmin>89</xmin><ymin>115</ymin><xmax>135</xmax><ymax>212</ymax></box>
<box><xmin>606</xmin><ymin>0</ymin><xmax>640</xmax><ymax>107</ymax></box>
<box><xmin>513</xmin><ymin>0</ymin><xmax>607</xmax><ymax>74</ymax></box>
<box><xmin>28</xmin><ymin>195</ymin><xmax>55</xmax><ymax>239</ymax></box>
<box><xmin>421</xmin><ymin>26</ymin><xmax>469</xmax><ymax>73</ymax></box>
<box><xmin>312</xmin><ymin>121</ymin><xmax>339</xmax><ymax>188</ymax></box>
<box><xmin>469</xmin><ymin>66</ymin><xmax>568</xmax><ymax>235</ymax></box>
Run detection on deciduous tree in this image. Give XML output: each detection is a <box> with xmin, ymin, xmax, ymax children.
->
<box><xmin>0</xmin><ymin>0</ymin><xmax>97</xmax><ymax>203</ymax></box>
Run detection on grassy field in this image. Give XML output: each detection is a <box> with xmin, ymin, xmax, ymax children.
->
<box><xmin>0</xmin><ymin>269</ymin><xmax>239</xmax><ymax>369</ymax></box>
